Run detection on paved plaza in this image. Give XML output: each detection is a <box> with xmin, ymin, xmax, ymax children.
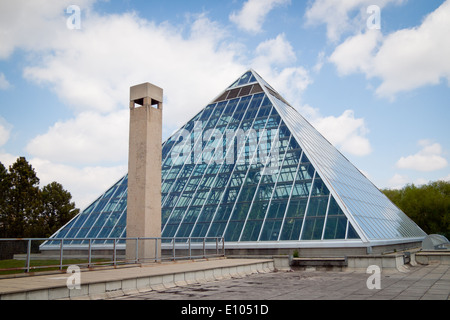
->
<box><xmin>110</xmin><ymin>262</ymin><xmax>449</xmax><ymax>300</ymax></box>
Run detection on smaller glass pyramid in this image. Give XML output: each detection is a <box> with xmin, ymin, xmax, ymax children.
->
<box><xmin>43</xmin><ymin>70</ymin><xmax>426</xmax><ymax>250</ymax></box>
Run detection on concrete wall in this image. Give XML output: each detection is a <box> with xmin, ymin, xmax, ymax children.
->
<box><xmin>415</xmin><ymin>251</ymin><xmax>450</xmax><ymax>265</ymax></box>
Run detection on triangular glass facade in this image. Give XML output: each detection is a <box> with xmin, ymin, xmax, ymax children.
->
<box><xmin>44</xmin><ymin>70</ymin><xmax>426</xmax><ymax>248</ymax></box>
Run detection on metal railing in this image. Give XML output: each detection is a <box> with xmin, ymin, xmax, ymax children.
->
<box><xmin>0</xmin><ymin>237</ymin><xmax>225</xmax><ymax>275</ymax></box>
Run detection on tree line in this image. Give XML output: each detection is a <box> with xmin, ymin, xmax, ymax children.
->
<box><xmin>0</xmin><ymin>157</ymin><xmax>79</xmax><ymax>238</ymax></box>
<box><xmin>382</xmin><ymin>180</ymin><xmax>450</xmax><ymax>239</ymax></box>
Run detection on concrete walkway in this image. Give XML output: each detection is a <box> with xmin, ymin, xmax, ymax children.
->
<box><xmin>1</xmin><ymin>257</ymin><xmax>448</xmax><ymax>300</ymax></box>
<box><xmin>0</xmin><ymin>258</ymin><xmax>274</xmax><ymax>300</ymax></box>
<box><xmin>111</xmin><ymin>262</ymin><xmax>449</xmax><ymax>300</ymax></box>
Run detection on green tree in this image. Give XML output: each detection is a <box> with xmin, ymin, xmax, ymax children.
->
<box><xmin>4</xmin><ymin>157</ymin><xmax>41</xmax><ymax>238</ymax></box>
<box><xmin>0</xmin><ymin>158</ymin><xmax>79</xmax><ymax>238</ymax></box>
<box><xmin>382</xmin><ymin>180</ymin><xmax>450</xmax><ymax>239</ymax></box>
<box><xmin>40</xmin><ymin>182</ymin><xmax>79</xmax><ymax>238</ymax></box>
<box><xmin>0</xmin><ymin>162</ymin><xmax>8</xmax><ymax>237</ymax></box>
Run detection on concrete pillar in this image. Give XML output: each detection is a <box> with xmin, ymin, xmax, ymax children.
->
<box><xmin>126</xmin><ymin>82</ymin><xmax>163</xmax><ymax>262</ymax></box>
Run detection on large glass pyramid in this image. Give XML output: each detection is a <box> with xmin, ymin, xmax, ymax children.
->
<box><xmin>43</xmin><ymin>70</ymin><xmax>426</xmax><ymax>250</ymax></box>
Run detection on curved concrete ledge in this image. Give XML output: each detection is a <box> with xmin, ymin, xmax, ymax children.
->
<box><xmin>415</xmin><ymin>251</ymin><xmax>450</xmax><ymax>265</ymax></box>
<box><xmin>0</xmin><ymin>258</ymin><xmax>275</xmax><ymax>300</ymax></box>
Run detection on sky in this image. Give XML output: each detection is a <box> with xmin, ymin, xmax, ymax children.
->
<box><xmin>0</xmin><ymin>0</ymin><xmax>449</xmax><ymax>210</ymax></box>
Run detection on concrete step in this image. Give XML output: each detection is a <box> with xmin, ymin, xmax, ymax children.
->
<box><xmin>291</xmin><ymin>257</ymin><xmax>347</xmax><ymax>267</ymax></box>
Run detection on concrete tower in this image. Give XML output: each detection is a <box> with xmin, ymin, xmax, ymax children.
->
<box><xmin>126</xmin><ymin>82</ymin><xmax>163</xmax><ymax>261</ymax></box>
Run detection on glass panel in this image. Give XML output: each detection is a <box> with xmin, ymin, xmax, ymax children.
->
<box><xmin>246</xmin><ymin>201</ymin><xmax>269</xmax><ymax>220</ymax></box>
<box><xmin>225</xmin><ymin>221</ymin><xmax>245</xmax><ymax>241</ymax></box>
<box><xmin>176</xmin><ymin>223</ymin><xmax>195</xmax><ymax>238</ymax></box>
<box><xmin>311</xmin><ymin>175</ymin><xmax>330</xmax><ymax>196</ymax></box>
<box><xmin>323</xmin><ymin>216</ymin><xmax>348</xmax><ymax>240</ymax></box>
<box><xmin>285</xmin><ymin>198</ymin><xmax>308</xmax><ymax>218</ymax></box>
<box><xmin>271</xmin><ymin>183</ymin><xmax>292</xmax><ymax>199</ymax></box>
<box><xmin>162</xmin><ymin>208</ymin><xmax>172</xmax><ymax>224</ymax></box>
<box><xmin>259</xmin><ymin>219</ymin><xmax>283</xmax><ymax>241</ymax></box>
<box><xmin>191</xmin><ymin>223</ymin><xmax>210</xmax><ymax>238</ymax></box>
<box><xmin>327</xmin><ymin>196</ymin><xmax>345</xmax><ymax>216</ymax></box>
<box><xmin>211</xmin><ymin>204</ymin><xmax>233</xmax><ymax>223</ymax></box>
<box><xmin>240</xmin><ymin>220</ymin><xmax>264</xmax><ymax>241</ymax></box>
<box><xmin>110</xmin><ymin>219</ymin><xmax>125</xmax><ymax>238</ymax></box>
<box><xmin>290</xmin><ymin>182</ymin><xmax>311</xmax><ymax>197</ymax></box>
<box><xmin>72</xmin><ymin>213</ymin><xmax>89</xmax><ymax>229</ymax></box>
<box><xmin>165</xmin><ymin>208</ymin><xmax>186</xmax><ymax>225</ymax></box>
<box><xmin>229</xmin><ymin>71</ymin><xmax>253</xmax><ymax>88</ymax></box>
<box><xmin>266</xmin><ymin>201</ymin><xmax>287</xmax><ymax>219</ymax></box>
<box><xmin>276</xmin><ymin>165</ymin><xmax>297</xmax><ymax>182</ymax></box>
<box><xmin>182</xmin><ymin>207</ymin><xmax>202</xmax><ymax>224</ymax></box>
<box><xmin>280</xmin><ymin>218</ymin><xmax>304</xmax><ymax>240</ymax></box>
<box><xmin>221</xmin><ymin>187</ymin><xmax>240</xmax><ymax>204</ymax></box>
<box><xmin>162</xmin><ymin>224</ymin><xmax>178</xmax><ymax>238</ymax></box>
<box><xmin>347</xmin><ymin>222</ymin><xmax>360</xmax><ymax>239</ymax></box>
<box><xmin>207</xmin><ymin>222</ymin><xmax>227</xmax><ymax>238</ymax></box>
<box><xmin>305</xmin><ymin>196</ymin><xmax>329</xmax><ymax>217</ymax></box>
<box><xmin>301</xmin><ymin>217</ymin><xmax>325</xmax><ymax>240</ymax></box>
<box><xmin>296</xmin><ymin>163</ymin><xmax>314</xmax><ymax>181</ymax></box>
<box><xmin>196</xmin><ymin>206</ymin><xmax>217</xmax><ymax>223</ymax></box>
<box><xmin>237</xmin><ymin>74</ymin><xmax>251</xmax><ymax>86</ymax></box>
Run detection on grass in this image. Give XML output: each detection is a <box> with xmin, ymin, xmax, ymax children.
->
<box><xmin>0</xmin><ymin>258</ymin><xmax>110</xmax><ymax>275</ymax></box>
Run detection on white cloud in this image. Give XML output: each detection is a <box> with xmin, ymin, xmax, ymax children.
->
<box><xmin>0</xmin><ymin>119</ymin><xmax>17</xmax><ymax>172</ymax></box>
<box><xmin>329</xmin><ymin>0</ymin><xmax>450</xmax><ymax>98</ymax></box>
<box><xmin>373</xmin><ymin>0</ymin><xmax>450</xmax><ymax>97</ymax></box>
<box><xmin>396</xmin><ymin>140</ymin><xmax>448</xmax><ymax>172</ymax></box>
<box><xmin>25</xmin><ymin>110</ymin><xmax>129</xmax><ymax>166</ymax></box>
<box><xmin>329</xmin><ymin>30</ymin><xmax>382</xmax><ymax>76</ymax></box>
<box><xmin>253</xmin><ymin>34</ymin><xmax>296</xmax><ymax>67</ymax></box>
<box><xmin>0</xmin><ymin>117</ymin><xmax>12</xmax><ymax>147</ymax></box>
<box><xmin>387</xmin><ymin>173</ymin><xmax>409</xmax><ymax>189</ymax></box>
<box><xmin>30</xmin><ymin>158</ymin><xmax>126</xmax><ymax>209</ymax></box>
<box><xmin>414</xmin><ymin>178</ymin><xmax>429</xmax><ymax>186</ymax></box>
<box><xmin>250</xmin><ymin>34</ymin><xmax>312</xmax><ymax>107</ymax></box>
<box><xmin>0</xmin><ymin>73</ymin><xmax>11</xmax><ymax>90</ymax></box>
<box><xmin>23</xmin><ymin>12</ymin><xmax>245</xmax><ymax>126</ymax></box>
<box><xmin>0</xmin><ymin>147</ymin><xmax>126</xmax><ymax>209</ymax></box>
<box><xmin>386</xmin><ymin>173</ymin><xmax>442</xmax><ymax>190</ymax></box>
<box><xmin>0</xmin><ymin>0</ymin><xmax>96</xmax><ymax>59</ymax></box>
<box><xmin>5</xmin><ymin>3</ymin><xmax>309</xmax><ymax>142</ymax></box>
<box><xmin>313</xmin><ymin>51</ymin><xmax>326</xmax><ymax>73</ymax></box>
<box><xmin>305</xmin><ymin>0</ymin><xmax>404</xmax><ymax>42</ymax></box>
<box><xmin>312</xmin><ymin>110</ymin><xmax>372</xmax><ymax>157</ymax></box>
<box><xmin>0</xmin><ymin>151</ymin><xmax>17</xmax><ymax>168</ymax></box>
<box><xmin>230</xmin><ymin>0</ymin><xmax>290</xmax><ymax>33</ymax></box>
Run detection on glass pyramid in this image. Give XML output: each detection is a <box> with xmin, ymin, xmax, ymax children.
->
<box><xmin>43</xmin><ymin>70</ymin><xmax>426</xmax><ymax>249</ymax></box>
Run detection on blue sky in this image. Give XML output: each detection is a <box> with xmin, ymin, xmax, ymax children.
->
<box><xmin>0</xmin><ymin>0</ymin><xmax>449</xmax><ymax>209</ymax></box>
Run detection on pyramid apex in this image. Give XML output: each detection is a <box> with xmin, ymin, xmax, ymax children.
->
<box><xmin>227</xmin><ymin>70</ymin><xmax>258</xmax><ymax>89</ymax></box>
